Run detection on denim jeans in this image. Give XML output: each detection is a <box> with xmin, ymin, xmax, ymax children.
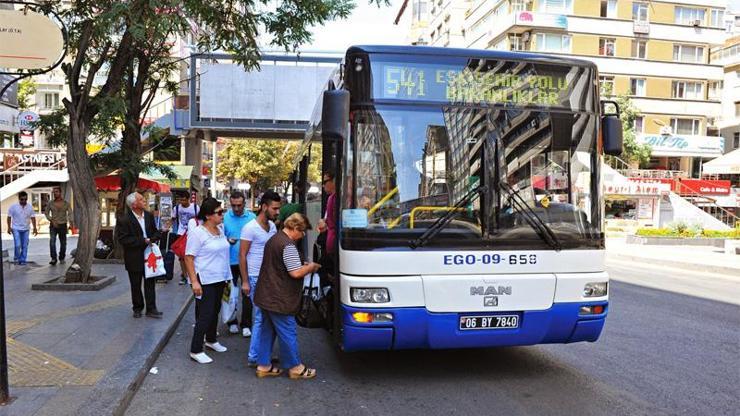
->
<box><xmin>247</xmin><ymin>275</ymin><xmax>262</xmax><ymax>361</ymax></box>
<box><xmin>12</xmin><ymin>229</ymin><xmax>30</xmax><ymax>264</ymax></box>
<box><xmin>49</xmin><ymin>223</ymin><xmax>67</xmax><ymax>261</ymax></box>
<box><xmin>256</xmin><ymin>311</ymin><xmax>301</xmax><ymax>369</ymax></box>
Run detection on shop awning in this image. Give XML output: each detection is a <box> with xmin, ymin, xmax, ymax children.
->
<box><xmin>95</xmin><ymin>175</ymin><xmax>171</xmax><ymax>193</ymax></box>
<box><xmin>702</xmin><ymin>148</ymin><xmax>740</xmax><ymax>175</ymax></box>
<box><xmin>141</xmin><ymin>165</ymin><xmax>193</xmax><ymax>189</ymax></box>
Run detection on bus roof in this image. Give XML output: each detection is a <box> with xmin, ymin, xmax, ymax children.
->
<box><xmin>346</xmin><ymin>45</ymin><xmax>598</xmax><ymax>70</ymax></box>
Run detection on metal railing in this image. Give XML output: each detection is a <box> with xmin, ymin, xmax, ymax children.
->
<box><xmin>674</xmin><ymin>181</ymin><xmax>738</xmax><ymax>228</ymax></box>
<box><xmin>620</xmin><ymin>169</ymin><xmax>688</xmax><ymax>180</ymax></box>
<box><xmin>0</xmin><ymin>154</ymin><xmax>67</xmax><ymax>188</ymax></box>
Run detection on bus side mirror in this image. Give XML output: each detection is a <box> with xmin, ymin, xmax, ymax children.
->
<box><xmin>601</xmin><ymin>100</ymin><xmax>623</xmax><ymax>156</ymax></box>
<box><xmin>322</xmin><ymin>89</ymin><xmax>350</xmax><ymax>141</ymax></box>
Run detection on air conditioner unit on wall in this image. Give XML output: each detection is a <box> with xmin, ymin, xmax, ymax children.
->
<box><xmin>692</xmin><ymin>19</ymin><xmax>702</xmax><ymax>27</ymax></box>
<box><xmin>522</xmin><ymin>31</ymin><xmax>530</xmax><ymax>42</ymax></box>
<box><xmin>660</xmin><ymin>126</ymin><xmax>673</xmax><ymax>135</ymax></box>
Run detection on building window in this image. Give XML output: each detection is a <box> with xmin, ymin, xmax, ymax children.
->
<box><xmin>630</xmin><ymin>78</ymin><xmax>646</xmax><ymax>96</ymax></box>
<box><xmin>735</xmin><ymin>102</ymin><xmax>740</xmax><ymax>117</ymax></box>
<box><xmin>537</xmin><ymin>0</ymin><xmax>572</xmax><ymax>14</ymax></box>
<box><xmin>510</xmin><ymin>0</ymin><xmax>529</xmax><ymax>12</ymax></box>
<box><xmin>710</xmin><ymin>9</ymin><xmax>724</xmax><ymax>28</ymax></box>
<box><xmin>412</xmin><ymin>0</ymin><xmax>429</xmax><ymax>21</ymax></box>
<box><xmin>509</xmin><ymin>34</ymin><xmax>525</xmax><ymax>51</ymax></box>
<box><xmin>633</xmin><ymin>116</ymin><xmax>644</xmax><ymax>133</ymax></box>
<box><xmin>599</xmin><ymin>38</ymin><xmax>616</xmax><ymax>57</ymax></box>
<box><xmin>599</xmin><ymin>76</ymin><xmax>614</xmax><ymax>96</ymax></box>
<box><xmin>43</xmin><ymin>92</ymin><xmax>60</xmax><ymax>109</ymax></box>
<box><xmin>708</xmin><ymin>81</ymin><xmax>723</xmax><ymax>100</ymax></box>
<box><xmin>672</xmin><ymin>81</ymin><xmax>704</xmax><ymax>99</ymax></box>
<box><xmin>673</xmin><ymin>44</ymin><xmax>704</xmax><ymax>63</ymax></box>
<box><xmin>534</xmin><ymin>33</ymin><xmax>571</xmax><ymax>53</ymax></box>
<box><xmin>631</xmin><ymin>40</ymin><xmax>647</xmax><ymax>59</ymax></box>
<box><xmin>734</xmin><ymin>132</ymin><xmax>740</xmax><ymax>149</ymax></box>
<box><xmin>600</xmin><ymin>0</ymin><xmax>617</xmax><ymax>18</ymax></box>
<box><xmin>674</xmin><ymin>6</ymin><xmax>705</xmax><ymax>26</ymax></box>
<box><xmin>671</xmin><ymin>118</ymin><xmax>701</xmax><ymax>135</ymax></box>
<box><xmin>632</xmin><ymin>2</ymin><xmax>649</xmax><ymax>22</ymax></box>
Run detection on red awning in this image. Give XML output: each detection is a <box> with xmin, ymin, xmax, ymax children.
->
<box><xmin>95</xmin><ymin>175</ymin><xmax>171</xmax><ymax>193</ymax></box>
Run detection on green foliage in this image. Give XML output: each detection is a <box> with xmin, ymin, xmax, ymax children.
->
<box><xmin>217</xmin><ymin>140</ymin><xmax>300</xmax><ymax>191</ymax></box>
<box><xmin>612</xmin><ymin>95</ymin><xmax>652</xmax><ymax>167</ymax></box>
<box><xmin>17</xmin><ymin>78</ymin><xmax>37</xmax><ymax>110</ymax></box>
<box><xmin>635</xmin><ymin>226</ymin><xmax>740</xmax><ymax>239</ymax></box>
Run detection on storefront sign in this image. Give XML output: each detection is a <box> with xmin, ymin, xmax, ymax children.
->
<box><xmin>637</xmin><ymin>198</ymin><xmax>654</xmax><ymax>219</ymax></box>
<box><xmin>678</xmin><ymin>179</ymin><xmax>731</xmax><ymax>195</ymax></box>
<box><xmin>1</xmin><ymin>151</ymin><xmax>64</xmax><ymax>169</ymax></box>
<box><xmin>515</xmin><ymin>12</ymin><xmax>568</xmax><ymax>29</ymax></box>
<box><xmin>17</xmin><ymin>111</ymin><xmax>39</xmax><ymax>131</ymax></box>
<box><xmin>604</xmin><ymin>182</ymin><xmax>670</xmax><ymax>196</ymax></box>
<box><xmin>0</xmin><ymin>104</ymin><xmax>18</xmax><ymax>133</ymax></box>
<box><xmin>0</xmin><ymin>10</ymin><xmax>65</xmax><ymax>70</ymax></box>
<box><xmin>636</xmin><ymin>134</ymin><xmax>725</xmax><ymax>157</ymax></box>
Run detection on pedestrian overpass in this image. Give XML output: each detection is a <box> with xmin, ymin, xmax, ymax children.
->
<box><xmin>188</xmin><ymin>52</ymin><xmax>342</xmax><ymax>140</ymax></box>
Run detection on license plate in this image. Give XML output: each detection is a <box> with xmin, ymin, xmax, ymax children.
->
<box><xmin>459</xmin><ymin>315</ymin><xmax>519</xmax><ymax>330</ymax></box>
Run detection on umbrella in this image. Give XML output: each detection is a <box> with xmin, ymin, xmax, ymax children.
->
<box><xmin>94</xmin><ymin>175</ymin><xmax>171</xmax><ymax>193</ymax></box>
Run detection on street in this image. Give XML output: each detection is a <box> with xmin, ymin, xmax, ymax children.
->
<box><xmin>126</xmin><ymin>261</ymin><xmax>740</xmax><ymax>416</ymax></box>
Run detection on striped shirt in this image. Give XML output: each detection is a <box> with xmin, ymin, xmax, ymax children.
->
<box><xmin>282</xmin><ymin>244</ymin><xmax>302</xmax><ymax>272</ymax></box>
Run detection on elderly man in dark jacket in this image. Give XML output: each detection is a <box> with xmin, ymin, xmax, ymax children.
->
<box><xmin>116</xmin><ymin>192</ymin><xmax>163</xmax><ymax>318</ymax></box>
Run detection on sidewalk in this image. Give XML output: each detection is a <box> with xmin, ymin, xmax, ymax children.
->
<box><xmin>0</xmin><ymin>237</ymin><xmax>193</xmax><ymax>416</ymax></box>
<box><xmin>606</xmin><ymin>238</ymin><xmax>740</xmax><ymax>277</ymax></box>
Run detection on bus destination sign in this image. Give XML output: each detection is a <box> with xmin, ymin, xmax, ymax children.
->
<box><xmin>379</xmin><ymin>63</ymin><xmax>573</xmax><ymax>108</ymax></box>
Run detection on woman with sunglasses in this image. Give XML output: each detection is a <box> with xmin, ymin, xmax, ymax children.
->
<box><xmin>184</xmin><ymin>197</ymin><xmax>231</xmax><ymax>364</ymax></box>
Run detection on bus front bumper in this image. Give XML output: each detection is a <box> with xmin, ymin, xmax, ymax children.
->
<box><xmin>341</xmin><ymin>302</ymin><xmax>608</xmax><ymax>352</ymax></box>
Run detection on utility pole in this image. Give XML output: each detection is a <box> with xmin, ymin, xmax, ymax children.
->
<box><xmin>212</xmin><ymin>141</ymin><xmax>217</xmax><ymax>199</ymax></box>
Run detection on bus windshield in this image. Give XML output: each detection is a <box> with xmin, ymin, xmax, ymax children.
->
<box><xmin>341</xmin><ymin>104</ymin><xmax>602</xmax><ymax>251</ymax></box>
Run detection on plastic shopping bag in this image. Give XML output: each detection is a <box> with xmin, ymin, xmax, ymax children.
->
<box><xmin>144</xmin><ymin>244</ymin><xmax>166</xmax><ymax>279</ymax></box>
<box><xmin>221</xmin><ymin>282</ymin><xmax>239</xmax><ymax>324</ymax></box>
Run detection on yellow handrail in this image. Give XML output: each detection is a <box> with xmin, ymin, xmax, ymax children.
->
<box><xmin>367</xmin><ymin>187</ymin><xmax>398</xmax><ymax>217</ymax></box>
<box><xmin>409</xmin><ymin>206</ymin><xmax>465</xmax><ymax>229</ymax></box>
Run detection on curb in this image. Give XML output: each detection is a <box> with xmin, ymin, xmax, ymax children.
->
<box><xmin>607</xmin><ymin>253</ymin><xmax>740</xmax><ymax>277</ymax></box>
<box><xmin>112</xmin><ymin>293</ymin><xmax>193</xmax><ymax>416</ymax></box>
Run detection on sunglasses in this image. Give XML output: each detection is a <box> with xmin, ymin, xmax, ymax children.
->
<box><xmin>214</xmin><ymin>209</ymin><xmax>225</xmax><ymax>216</ymax></box>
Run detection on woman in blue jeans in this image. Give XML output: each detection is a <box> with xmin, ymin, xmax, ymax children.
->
<box><xmin>251</xmin><ymin>213</ymin><xmax>320</xmax><ymax>379</ymax></box>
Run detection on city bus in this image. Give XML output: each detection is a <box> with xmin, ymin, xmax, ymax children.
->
<box><xmin>292</xmin><ymin>45</ymin><xmax>623</xmax><ymax>351</ymax></box>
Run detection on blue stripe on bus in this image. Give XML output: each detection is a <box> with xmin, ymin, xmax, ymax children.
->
<box><xmin>341</xmin><ymin>302</ymin><xmax>608</xmax><ymax>352</ymax></box>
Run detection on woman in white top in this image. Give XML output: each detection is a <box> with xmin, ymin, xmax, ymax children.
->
<box><xmin>183</xmin><ymin>198</ymin><xmax>231</xmax><ymax>364</ymax></box>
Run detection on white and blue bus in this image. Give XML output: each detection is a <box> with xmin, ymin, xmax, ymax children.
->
<box><xmin>293</xmin><ymin>45</ymin><xmax>623</xmax><ymax>351</ymax></box>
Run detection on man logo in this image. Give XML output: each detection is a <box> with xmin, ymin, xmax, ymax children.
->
<box><xmin>484</xmin><ymin>296</ymin><xmax>498</xmax><ymax>307</ymax></box>
<box><xmin>470</xmin><ymin>286</ymin><xmax>512</xmax><ymax>296</ymax></box>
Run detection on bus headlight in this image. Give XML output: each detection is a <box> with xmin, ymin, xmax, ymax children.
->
<box><xmin>351</xmin><ymin>288</ymin><xmax>390</xmax><ymax>303</ymax></box>
<box><xmin>583</xmin><ymin>282</ymin><xmax>608</xmax><ymax>297</ymax></box>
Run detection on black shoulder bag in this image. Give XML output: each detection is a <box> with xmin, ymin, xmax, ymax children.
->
<box><xmin>296</xmin><ymin>272</ymin><xmax>330</xmax><ymax>329</ymax></box>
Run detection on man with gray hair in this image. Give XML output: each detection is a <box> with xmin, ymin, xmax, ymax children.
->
<box><xmin>115</xmin><ymin>192</ymin><xmax>163</xmax><ymax>318</ymax></box>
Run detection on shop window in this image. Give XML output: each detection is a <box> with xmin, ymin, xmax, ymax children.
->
<box><xmin>632</xmin><ymin>2</ymin><xmax>649</xmax><ymax>22</ymax></box>
<box><xmin>630</xmin><ymin>78</ymin><xmax>646</xmax><ymax>96</ymax></box>
<box><xmin>675</xmin><ymin>6</ymin><xmax>705</xmax><ymax>26</ymax></box>
<box><xmin>631</xmin><ymin>40</ymin><xmax>647</xmax><ymax>59</ymax></box>
<box><xmin>672</xmin><ymin>81</ymin><xmax>703</xmax><ymax>100</ymax></box>
<box><xmin>599</xmin><ymin>38</ymin><xmax>616</xmax><ymax>57</ymax></box>
<box><xmin>600</xmin><ymin>0</ymin><xmax>617</xmax><ymax>18</ymax></box>
<box><xmin>670</xmin><ymin>118</ymin><xmax>701</xmax><ymax>135</ymax></box>
<box><xmin>534</xmin><ymin>33</ymin><xmax>571</xmax><ymax>53</ymax></box>
<box><xmin>633</xmin><ymin>116</ymin><xmax>644</xmax><ymax>133</ymax></box>
<box><xmin>31</xmin><ymin>190</ymin><xmax>52</xmax><ymax>216</ymax></box>
<box><xmin>599</xmin><ymin>76</ymin><xmax>614</xmax><ymax>96</ymax></box>
<box><xmin>673</xmin><ymin>44</ymin><xmax>704</xmax><ymax>63</ymax></box>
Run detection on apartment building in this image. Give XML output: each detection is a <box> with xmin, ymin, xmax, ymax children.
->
<box><xmin>397</xmin><ymin>0</ymin><xmax>732</xmax><ymax>177</ymax></box>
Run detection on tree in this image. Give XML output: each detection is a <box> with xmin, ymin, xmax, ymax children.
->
<box><xmin>611</xmin><ymin>95</ymin><xmax>651</xmax><ymax>168</ymax></box>
<box><xmin>17</xmin><ymin>78</ymin><xmax>37</xmax><ymax>110</ymax></box>
<box><xmin>38</xmin><ymin>0</ymin><xmax>374</xmax><ymax>283</ymax></box>
<box><xmin>217</xmin><ymin>140</ymin><xmax>298</xmax><ymax>194</ymax></box>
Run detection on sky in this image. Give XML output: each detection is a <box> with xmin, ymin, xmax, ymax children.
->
<box><xmin>303</xmin><ymin>0</ymin><xmax>407</xmax><ymax>52</ymax></box>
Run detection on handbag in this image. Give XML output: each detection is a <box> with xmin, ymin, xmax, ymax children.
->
<box><xmin>143</xmin><ymin>244</ymin><xmax>167</xmax><ymax>279</ymax></box>
<box><xmin>170</xmin><ymin>217</ymin><xmax>199</xmax><ymax>258</ymax></box>
<box><xmin>220</xmin><ymin>281</ymin><xmax>240</xmax><ymax>324</ymax></box>
<box><xmin>296</xmin><ymin>273</ymin><xmax>330</xmax><ymax>328</ymax></box>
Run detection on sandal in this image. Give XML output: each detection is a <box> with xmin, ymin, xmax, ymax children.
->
<box><xmin>289</xmin><ymin>365</ymin><xmax>317</xmax><ymax>380</ymax></box>
<box><xmin>256</xmin><ymin>364</ymin><xmax>283</xmax><ymax>378</ymax></box>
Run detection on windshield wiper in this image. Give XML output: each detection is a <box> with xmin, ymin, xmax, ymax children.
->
<box><xmin>498</xmin><ymin>181</ymin><xmax>562</xmax><ymax>251</ymax></box>
<box><xmin>409</xmin><ymin>185</ymin><xmax>487</xmax><ymax>249</ymax></box>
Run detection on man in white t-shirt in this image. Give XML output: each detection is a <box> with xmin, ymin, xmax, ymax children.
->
<box><xmin>6</xmin><ymin>191</ymin><xmax>38</xmax><ymax>265</ymax></box>
<box><xmin>172</xmin><ymin>191</ymin><xmax>198</xmax><ymax>284</ymax></box>
<box><xmin>239</xmin><ymin>190</ymin><xmax>281</xmax><ymax>367</ymax></box>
